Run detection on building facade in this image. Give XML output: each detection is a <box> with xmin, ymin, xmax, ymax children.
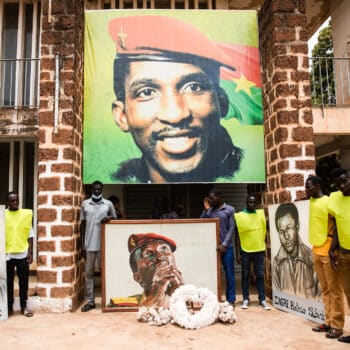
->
<box><xmin>0</xmin><ymin>0</ymin><xmax>349</xmax><ymax>311</ymax></box>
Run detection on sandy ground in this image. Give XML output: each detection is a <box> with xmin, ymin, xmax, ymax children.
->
<box><xmin>1</xmin><ymin>298</ymin><xmax>350</xmax><ymax>350</ymax></box>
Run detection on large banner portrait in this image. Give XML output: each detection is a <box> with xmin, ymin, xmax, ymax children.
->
<box><xmin>101</xmin><ymin>219</ymin><xmax>221</xmax><ymax>311</ymax></box>
<box><xmin>84</xmin><ymin>10</ymin><xmax>265</xmax><ymax>184</ymax></box>
<box><xmin>268</xmin><ymin>201</ymin><xmax>324</xmax><ymax>323</ymax></box>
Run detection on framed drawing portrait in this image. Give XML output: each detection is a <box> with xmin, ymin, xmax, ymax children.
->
<box><xmin>268</xmin><ymin>200</ymin><xmax>324</xmax><ymax>324</ymax></box>
<box><xmin>101</xmin><ymin>219</ymin><xmax>221</xmax><ymax>312</ymax></box>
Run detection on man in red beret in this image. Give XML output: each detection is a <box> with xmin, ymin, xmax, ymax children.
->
<box><xmin>108</xmin><ymin>16</ymin><xmax>242</xmax><ymax>183</ymax></box>
<box><xmin>128</xmin><ymin>233</ymin><xmax>184</xmax><ymax>308</ymax></box>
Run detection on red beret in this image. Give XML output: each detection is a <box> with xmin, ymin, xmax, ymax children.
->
<box><xmin>108</xmin><ymin>15</ymin><xmax>235</xmax><ymax>70</ymax></box>
<box><xmin>128</xmin><ymin>233</ymin><xmax>177</xmax><ymax>256</ymax></box>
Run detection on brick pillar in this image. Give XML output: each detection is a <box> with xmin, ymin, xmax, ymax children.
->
<box><xmin>259</xmin><ymin>0</ymin><xmax>316</xmax><ymax>205</ymax></box>
<box><xmin>258</xmin><ymin>0</ymin><xmax>316</xmax><ymax>297</ymax></box>
<box><xmin>37</xmin><ymin>0</ymin><xmax>84</xmax><ymax>311</ymax></box>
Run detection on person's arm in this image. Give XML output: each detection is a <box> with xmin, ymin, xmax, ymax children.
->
<box><xmin>219</xmin><ymin>208</ymin><xmax>235</xmax><ymax>253</ymax></box>
<box><xmin>80</xmin><ymin>220</ymin><xmax>86</xmax><ymax>253</ymax></box>
<box><xmin>329</xmin><ymin>230</ymin><xmax>339</xmax><ymax>270</ymax></box>
<box><xmin>27</xmin><ymin>237</ymin><xmax>33</xmax><ymax>264</ymax></box>
<box><xmin>101</xmin><ymin>201</ymin><xmax>117</xmax><ymax>223</ymax></box>
<box><xmin>200</xmin><ymin>197</ymin><xmax>211</xmax><ymax>218</ymax></box>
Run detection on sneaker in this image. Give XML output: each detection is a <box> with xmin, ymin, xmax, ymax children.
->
<box><xmin>260</xmin><ymin>300</ymin><xmax>271</xmax><ymax>310</ymax></box>
<box><xmin>241</xmin><ymin>300</ymin><xmax>249</xmax><ymax>309</ymax></box>
<box><xmin>81</xmin><ymin>302</ymin><xmax>96</xmax><ymax>312</ymax></box>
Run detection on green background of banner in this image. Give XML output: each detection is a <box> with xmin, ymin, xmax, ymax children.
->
<box><xmin>84</xmin><ymin>10</ymin><xmax>265</xmax><ymax>184</ymax></box>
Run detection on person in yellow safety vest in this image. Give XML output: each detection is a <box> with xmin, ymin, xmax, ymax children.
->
<box><xmin>5</xmin><ymin>191</ymin><xmax>34</xmax><ymax>317</ymax></box>
<box><xmin>235</xmin><ymin>193</ymin><xmax>270</xmax><ymax>310</ymax></box>
<box><xmin>305</xmin><ymin>175</ymin><xmax>344</xmax><ymax>339</ymax></box>
<box><xmin>328</xmin><ymin>167</ymin><xmax>350</xmax><ymax>344</ymax></box>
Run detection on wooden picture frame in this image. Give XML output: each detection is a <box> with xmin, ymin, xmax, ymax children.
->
<box><xmin>101</xmin><ymin>219</ymin><xmax>221</xmax><ymax>312</ymax></box>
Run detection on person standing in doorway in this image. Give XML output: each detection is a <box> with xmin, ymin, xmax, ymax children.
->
<box><xmin>328</xmin><ymin>167</ymin><xmax>350</xmax><ymax>343</ymax></box>
<box><xmin>305</xmin><ymin>175</ymin><xmax>344</xmax><ymax>339</ymax></box>
<box><xmin>5</xmin><ymin>191</ymin><xmax>34</xmax><ymax>317</ymax></box>
<box><xmin>235</xmin><ymin>193</ymin><xmax>270</xmax><ymax>310</ymax></box>
<box><xmin>200</xmin><ymin>189</ymin><xmax>236</xmax><ymax>306</ymax></box>
<box><xmin>80</xmin><ymin>181</ymin><xmax>116</xmax><ymax>312</ymax></box>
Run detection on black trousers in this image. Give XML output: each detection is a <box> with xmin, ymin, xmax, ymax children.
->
<box><xmin>6</xmin><ymin>257</ymin><xmax>29</xmax><ymax>312</ymax></box>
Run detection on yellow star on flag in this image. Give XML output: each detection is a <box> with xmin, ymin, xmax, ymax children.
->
<box><xmin>232</xmin><ymin>73</ymin><xmax>256</xmax><ymax>96</ymax></box>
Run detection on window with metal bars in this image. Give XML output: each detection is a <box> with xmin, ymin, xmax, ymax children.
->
<box><xmin>0</xmin><ymin>0</ymin><xmax>41</xmax><ymax>108</ymax></box>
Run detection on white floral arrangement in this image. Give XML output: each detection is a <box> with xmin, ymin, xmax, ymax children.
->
<box><xmin>169</xmin><ymin>284</ymin><xmax>220</xmax><ymax>329</ymax></box>
<box><xmin>218</xmin><ymin>301</ymin><xmax>237</xmax><ymax>324</ymax></box>
<box><xmin>136</xmin><ymin>284</ymin><xmax>237</xmax><ymax>329</ymax></box>
<box><xmin>137</xmin><ymin>306</ymin><xmax>171</xmax><ymax>326</ymax></box>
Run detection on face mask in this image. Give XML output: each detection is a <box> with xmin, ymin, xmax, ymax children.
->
<box><xmin>92</xmin><ymin>194</ymin><xmax>102</xmax><ymax>201</ymax></box>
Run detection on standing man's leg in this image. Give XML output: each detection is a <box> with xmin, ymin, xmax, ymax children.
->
<box><xmin>241</xmin><ymin>250</ymin><xmax>251</xmax><ymax>306</ymax></box>
<box><xmin>253</xmin><ymin>251</ymin><xmax>266</xmax><ymax>302</ymax></box>
<box><xmin>6</xmin><ymin>259</ymin><xmax>15</xmax><ymax>314</ymax></box>
<box><xmin>16</xmin><ymin>257</ymin><xmax>30</xmax><ymax>314</ymax></box>
<box><xmin>82</xmin><ymin>251</ymin><xmax>97</xmax><ymax>311</ymax></box>
<box><xmin>336</xmin><ymin>253</ymin><xmax>350</xmax><ymax>343</ymax></box>
<box><xmin>221</xmin><ymin>246</ymin><xmax>236</xmax><ymax>304</ymax></box>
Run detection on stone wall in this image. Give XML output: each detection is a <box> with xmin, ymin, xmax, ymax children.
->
<box><xmin>259</xmin><ymin>0</ymin><xmax>316</xmax><ymax>205</ymax></box>
<box><xmin>36</xmin><ymin>0</ymin><xmax>84</xmax><ymax>311</ymax></box>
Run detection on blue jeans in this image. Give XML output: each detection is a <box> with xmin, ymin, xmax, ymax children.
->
<box><xmin>221</xmin><ymin>246</ymin><xmax>236</xmax><ymax>303</ymax></box>
<box><xmin>241</xmin><ymin>250</ymin><xmax>265</xmax><ymax>302</ymax></box>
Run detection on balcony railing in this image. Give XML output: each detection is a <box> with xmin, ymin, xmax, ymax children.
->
<box><xmin>310</xmin><ymin>56</ymin><xmax>350</xmax><ymax>107</ymax></box>
<box><xmin>0</xmin><ymin>58</ymin><xmax>40</xmax><ymax>108</ymax></box>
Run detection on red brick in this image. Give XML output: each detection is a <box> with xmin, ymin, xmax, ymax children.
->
<box><xmin>305</xmin><ymin>144</ymin><xmax>315</xmax><ymax>157</ymax></box>
<box><xmin>275</xmin><ymin>56</ymin><xmax>298</xmax><ymax>70</ymax></box>
<box><xmin>62</xmin><ymin>208</ymin><xmax>77</xmax><ymax>222</ymax></box>
<box><xmin>52</xmin><ymin>194</ymin><xmax>74</xmax><ymax>206</ymax></box>
<box><xmin>51</xmin><ymin>163</ymin><xmax>74</xmax><ymax>173</ymax></box>
<box><xmin>296</xmin><ymin>190</ymin><xmax>307</xmax><ymax>201</ymax></box>
<box><xmin>38</xmin><ymin>177</ymin><xmax>60</xmax><ymax>191</ymax></box>
<box><xmin>292</xmin><ymin>127</ymin><xmax>313</xmax><ymax>141</ymax></box>
<box><xmin>274</xmin><ymin>127</ymin><xmax>288</xmax><ymax>143</ymax></box>
<box><xmin>52</xmin><ymin>128</ymin><xmax>74</xmax><ymax>144</ymax></box>
<box><xmin>37</xmin><ymin>270</ymin><xmax>57</xmax><ymax>284</ymax></box>
<box><xmin>277</xmin><ymin>160</ymin><xmax>289</xmax><ymax>172</ymax></box>
<box><xmin>278</xmin><ymin>190</ymin><xmax>292</xmax><ymax>203</ymax></box>
<box><xmin>37</xmin><ymin>240</ymin><xmax>56</xmax><ymax>252</ymax></box>
<box><xmin>281</xmin><ymin>173</ymin><xmax>304</xmax><ymax>187</ymax></box>
<box><xmin>61</xmin><ymin>240</ymin><xmax>75</xmax><ymax>252</ymax></box>
<box><xmin>35</xmin><ymin>287</ymin><xmax>48</xmax><ymax>297</ymax></box>
<box><xmin>37</xmin><ymin>225</ymin><xmax>47</xmax><ymax>238</ymax></box>
<box><xmin>279</xmin><ymin>144</ymin><xmax>302</xmax><ymax>158</ymax></box>
<box><xmin>51</xmin><ymin>225</ymin><xmax>73</xmax><ymax>237</ymax></box>
<box><xmin>37</xmin><ymin>208</ymin><xmax>57</xmax><ymax>222</ymax></box>
<box><xmin>277</xmin><ymin>110</ymin><xmax>298</xmax><ymax>124</ymax></box>
<box><xmin>52</xmin><ymin>256</ymin><xmax>73</xmax><ymax>267</ymax></box>
<box><xmin>274</xmin><ymin>28</ymin><xmax>295</xmax><ymax>42</ymax></box>
<box><xmin>62</xmin><ymin>268</ymin><xmax>75</xmax><ymax>283</ymax></box>
<box><xmin>51</xmin><ymin>287</ymin><xmax>73</xmax><ymax>298</ymax></box>
<box><xmin>37</xmin><ymin>255</ymin><xmax>47</xmax><ymax>266</ymax></box>
<box><xmin>39</xmin><ymin>111</ymin><xmax>54</xmax><ymax>126</ymax></box>
<box><xmin>37</xmin><ymin>195</ymin><xmax>48</xmax><ymax>206</ymax></box>
<box><xmin>295</xmin><ymin>160</ymin><xmax>316</xmax><ymax>170</ymax></box>
<box><xmin>38</xmin><ymin>148</ymin><xmax>58</xmax><ymax>161</ymax></box>
<box><xmin>302</xmin><ymin>110</ymin><xmax>313</xmax><ymax>124</ymax></box>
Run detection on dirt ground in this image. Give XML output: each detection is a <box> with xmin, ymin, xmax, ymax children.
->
<box><xmin>2</xmin><ymin>297</ymin><xmax>350</xmax><ymax>350</ymax></box>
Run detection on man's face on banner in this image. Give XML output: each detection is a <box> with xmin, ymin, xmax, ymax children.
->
<box><xmin>276</xmin><ymin>213</ymin><xmax>299</xmax><ymax>255</ymax></box>
<box><xmin>113</xmin><ymin>60</ymin><xmax>221</xmax><ymax>179</ymax></box>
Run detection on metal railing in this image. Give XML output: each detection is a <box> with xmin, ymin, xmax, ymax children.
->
<box><xmin>309</xmin><ymin>56</ymin><xmax>350</xmax><ymax>107</ymax></box>
<box><xmin>0</xmin><ymin>58</ymin><xmax>40</xmax><ymax>108</ymax></box>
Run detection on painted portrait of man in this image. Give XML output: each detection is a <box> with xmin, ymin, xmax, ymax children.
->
<box><xmin>84</xmin><ymin>10</ymin><xmax>265</xmax><ymax>184</ymax></box>
<box><xmin>272</xmin><ymin>203</ymin><xmax>319</xmax><ymax>299</ymax></box>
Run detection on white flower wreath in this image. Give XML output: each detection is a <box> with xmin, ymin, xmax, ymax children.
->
<box><xmin>169</xmin><ymin>284</ymin><xmax>220</xmax><ymax>329</ymax></box>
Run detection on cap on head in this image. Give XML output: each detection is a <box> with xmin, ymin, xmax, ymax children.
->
<box><xmin>128</xmin><ymin>233</ymin><xmax>177</xmax><ymax>256</ymax></box>
<box><xmin>108</xmin><ymin>15</ymin><xmax>236</xmax><ymax>71</ymax></box>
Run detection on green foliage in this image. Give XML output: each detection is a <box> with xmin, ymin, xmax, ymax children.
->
<box><xmin>310</xmin><ymin>25</ymin><xmax>335</xmax><ymax>105</ymax></box>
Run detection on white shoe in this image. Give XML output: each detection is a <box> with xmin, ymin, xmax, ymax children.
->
<box><xmin>241</xmin><ymin>299</ymin><xmax>249</xmax><ymax>309</ymax></box>
<box><xmin>260</xmin><ymin>300</ymin><xmax>271</xmax><ymax>310</ymax></box>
